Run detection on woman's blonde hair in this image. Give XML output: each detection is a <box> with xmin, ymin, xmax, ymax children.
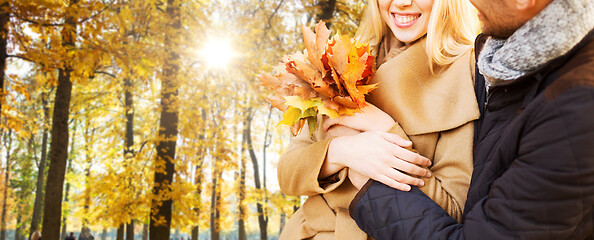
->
<box><xmin>355</xmin><ymin>0</ymin><xmax>479</xmax><ymax>70</ymax></box>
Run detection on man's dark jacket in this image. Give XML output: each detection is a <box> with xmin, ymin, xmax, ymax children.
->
<box><xmin>349</xmin><ymin>31</ymin><xmax>594</xmax><ymax>239</ymax></box>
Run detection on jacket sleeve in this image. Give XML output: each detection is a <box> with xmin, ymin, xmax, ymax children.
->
<box><xmin>388</xmin><ymin>122</ymin><xmax>473</xmax><ymax>222</ymax></box>
<box><xmin>350</xmin><ymin>87</ymin><xmax>594</xmax><ymax>239</ymax></box>
<box><xmin>277</xmin><ymin>116</ymin><xmax>344</xmax><ymax>196</ymax></box>
<box><xmin>416</xmin><ymin>122</ymin><xmax>474</xmax><ymax>222</ymax></box>
<box><xmin>278</xmin><ymin>119</ymin><xmax>414</xmax><ymax>197</ymax></box>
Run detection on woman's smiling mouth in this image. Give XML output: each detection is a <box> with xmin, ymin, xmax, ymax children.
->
<box><xmin>393</xmin><ymin>13</ymin><xmax>421</xmax><ymax>28</ymax></box>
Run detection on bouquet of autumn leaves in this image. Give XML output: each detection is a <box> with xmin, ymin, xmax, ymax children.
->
<box><xmin>258</xmin><ymin>21</ymin><xmax>377</xmax><ymax>136</ymax></box>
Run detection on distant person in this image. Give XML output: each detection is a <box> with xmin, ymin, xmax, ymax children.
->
<box><xmin>65</xmin><ymin>232</ymin><xmax>75</xmax><ymax>240</ymax></box>
<box><xmin>30</xmin><ymin>231</ymin><xmax>41</xmax><ymax>240</ymax></box>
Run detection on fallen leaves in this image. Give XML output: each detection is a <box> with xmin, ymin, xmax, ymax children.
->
<box><xmin>258</xmin><ymin>20</ymin><xmax>377</xmax><ymax>136</ymax></box>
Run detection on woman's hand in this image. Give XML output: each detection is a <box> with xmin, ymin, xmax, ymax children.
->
<box><xmin>348</xmin><ymin>168</ymin><xmax>369</xmax><ymax>190</ymax></box>
<box><xmin>319</xmin><ymin>102</ymin><xmax>432</xmax><ymax>191</ymax></box>
<box><xmin>326</xmin><ymin>131</ymin><xmax>432</xmax><ymax>191</ymax></box>
<box><xmin>323</xmin><ymin>103</ymin><xmax>396</xmax><ymax>133</ymax></box>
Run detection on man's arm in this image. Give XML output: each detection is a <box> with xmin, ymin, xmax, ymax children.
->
<box><xmin>350</xmin><ymin>86</ymin><xmax>594</xmax><ymax>239</ymax></box>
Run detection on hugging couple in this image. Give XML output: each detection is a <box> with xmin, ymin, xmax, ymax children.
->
<box><xmin>277</xmin><ymin>0</ymin><xmax>594</xmax><ymax>239</ymax></box>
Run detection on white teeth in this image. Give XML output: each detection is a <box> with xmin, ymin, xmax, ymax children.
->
<box><xmin>394</xmin><ymin>14</ymin><xmax>419</xmax><ymax>24</ymax></box>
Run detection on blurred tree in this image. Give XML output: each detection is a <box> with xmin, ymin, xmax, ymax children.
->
<box><xmin>41</xmin><ymin>0</ymin><xmax>78</xmax><ymax>237</ymax></box>
<box><xmin>149</xmin><ymin>0</ymin><xmax>182</xmax><ymax>238</ymax></box>
<box><xmin>60</xmin><ymin>124</ymin><xmax>77</xmax><ymax>240</ymax></box>
<box><xmin>0</xmin><ymin>0</ymin><xmax>9</xmax><ymax>117</ymax></box>
<box><xmin>28</xmin><ymin>88</ymin><xmax>51</xmax><ymax>240</ymax></box>
<box><xmin>1</xmin><ymin>129</ymin><xmax>13</xmax><ymax>240</ymax></box>
<box><xmin>302</xmin><ymin>0</ymin><xmax>366</xmax><ymax>34</ymax></box>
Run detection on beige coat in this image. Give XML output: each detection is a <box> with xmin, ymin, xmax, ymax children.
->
<box><xmin>277</xmin><ymin>38</ymin><xmax>480</xmax><ymax>240</ymax></box>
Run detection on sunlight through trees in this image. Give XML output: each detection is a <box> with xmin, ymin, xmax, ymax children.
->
<box><xmin>0</xmin><ymin>0</ymin><xmax>365</xmax><ymax>239</ymax></box>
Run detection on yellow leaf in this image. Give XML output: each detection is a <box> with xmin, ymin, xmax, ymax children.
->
<box><xmin>284</xmin><ymin>96</ymin><xmax>319</xmax><ymax>111</ymax></box>
<box><xmin>278</xmin><ymin>107</ymin><xmax>301</xmax><ymax>126</ymax></box>
<box><xmin>318</xmin><ymin>104</ymin><xmax>339</xmax><ymax>119</ymax></box>
<box><xmin>307</xmin><ymin>116</ymin><xmax>318</xmax><ymax>136</ymax></box>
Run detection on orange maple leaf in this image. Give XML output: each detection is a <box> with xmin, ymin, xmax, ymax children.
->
<box><xmin>258</xmin><ymin>20</ymin><xmax>377</xmax><ymax>136</ymax></box>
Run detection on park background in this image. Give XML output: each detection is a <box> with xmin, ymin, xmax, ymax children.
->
<box><xmin>0</xmin><ymin>0</ymin><xmax>370</xmax><ymax>239</ymax></box>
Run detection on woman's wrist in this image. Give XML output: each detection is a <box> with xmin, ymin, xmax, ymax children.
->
<box><xmin>320</xmin><ymin>137</ymin><xmax>348</xmax><ymax>179</ymax></box>
<box><xmin>378</xmin><ymin>117</ymin><xmax>397</xmax><ymax>132</ymax></box>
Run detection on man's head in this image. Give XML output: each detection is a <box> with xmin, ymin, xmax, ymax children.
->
<box><xmin>69</xmin><ymin>232</ymin><xmax>74</xmax><ymax>237</ymax></box>
<box><xmin>470</xmin><ymin>0</ymin><xmax>553</xmax><ymax>38</ymax></box>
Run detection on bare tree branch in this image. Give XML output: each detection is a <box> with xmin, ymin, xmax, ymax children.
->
<box><xmin>94</xmin><ymin>70</ymin><xmax>117</xmax><ymax>78</ymax></box>
<box><xmin>78</xmin><ymin>4</ymin><xmax>112</xmax><ymax>24</ymax></box>
<box><xmin>6</xmin><ymin>54</ymin><xmax>34</xmax><ymax>63</ymax></box>
<box><xmin>265</xmin><ymin>0</ymin><xmax>285</xmax><ymax>31</ymax></box>
<box><xmin>11</xmin><ymin>14</ymin><xmax>63</xmax><ymax>27</ymax></box>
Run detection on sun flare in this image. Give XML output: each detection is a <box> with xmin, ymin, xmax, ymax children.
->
<box><xmin>199</xmin><ymin>39</ymin><xmax>236</xmax><ymax>69</ymax></box>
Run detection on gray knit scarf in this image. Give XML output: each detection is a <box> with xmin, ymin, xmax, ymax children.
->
<box><xmin>478</xmin><ymin>0</ymin><xmax>594</xmax><ymax>86</ymax></box>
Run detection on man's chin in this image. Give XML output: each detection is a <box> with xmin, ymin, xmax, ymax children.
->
<box><xmin>481</xmin><ymin>21</ymin><xmax>524</xmax><ymax>39</ymax></box>
<box><xmin>482</xmin><ymin>27</ymin><xmax>515</xmax><ymax>39</ymax></box>
<box><xmin>486</xmin><ymin>33</ymin><xmax>512</xmax><ymax>40</ymax></box>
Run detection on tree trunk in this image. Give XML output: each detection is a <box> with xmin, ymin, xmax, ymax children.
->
<box><xmin>190</xmin><ymin>227</ymin><xmax>198</xmax><ymax>240</ymax></box>
<box><xmin>209</xmin><ymin>119</ymin><xmax>227</xmax><ymax>240</ymax></box>
<box><xmin>191</xmin><ymin>109</ymin><xmax>206</xmax><ymax>240</ymax></box>
<box><xmin>80</xmin><ymin>119</ymin><xmax>92</xmax><ymax>240</ymax></box>
<box><xmin>244</xmin><ymin>109</ymin><xmax>268</xmax><ymax>240</ymax></box>
<box><xmin>126</xmin><ymin>220</ymin><xmax>134</xmax><ymax>240</ymax></box>
<box><xmin>123</xmin><ymin>75</ymin><xmax>135</xmax><ymax>240</ymax></box>
<box><xmin>101</xmin><ymin>228</ymin><xmax>107</xmax><ymax>240</ymax></box>
<box><xmin>116</xmin><ymin>224</ymin><xmax>124</xmax><ymax>240</ymax></box>
<box><xmin>1</xmin><ymin>130</ymin><xmax>13</xmax><ymax>240</ymax></box>
<box><xmin>15</xmin><ymin>212</ymin><xmax>22</xmax><ymax>240</ymax></box>
<box><xmin>29</xmin><ymin>93</ymin><xmax>50</xmax><ymax>240</ymax></box>
<box><xmin>238</xmin><ymin>115</ymin><xmax>248</xmax><ymax>240</ymax></box>
<box><xmin>209</xmin><ymin>111</ymin><xmax>227</xmax><ymax>240</ymax></box>
<box><xmin>279</xmin><ymin>193</ymin><xmax>289</xmax><ymax>233</ymax></box>
<box><xmin>190</xmin><ymin>168</ymin><xmax>202</xmax><ymax>240</ymax></box>
<box><xmin>149</xmin><ymin>0</ymin><xmax>181</xmax><ymax>238</ymax></box>
<box><xmin>209</xmin><ymin>156</ymin><xmax>220</xmax><ymax>240</ymax></box>
<box><xmin>261</xmin><ymin>108</ymin><xmax>273</xmax><ymax>230</ymax></box>
<box><xmin>0</xmin><ymin>0</ymin><xmax>9</xmax><ymax>116</ymax></box>
<box><xmin>41</xmin><ymin>0</ymin><xmax>77</xmax><ymax>238</ymax></box>
<box><xmin>280</xmin><ymin>210</ymin><xmax>286</xmax><ymax>233</ymax></box>
<box><xmin>191</xmin><ymin>164</ymin><xmax>204</xmax><ymax>240</ymax></box>
<box><xmin>0</xmin><ymin>163</ymin><xmax>7</xmax><ymax>240</ymax></box>
<box><xmin>316</xmin><ymin>0</ymin><xmax>337</xmax><ymax>26</ymax></box>
<box><xmin>238</xmin><ymin>165</ymin><xmax>247</xmax><ymax>240</ymax></box>
<box><xmin>60</xmin><ymin>180</ymin><xmax>70</xmax><ymax>240</ymax></box>
<box><xmin>215</xmin><ymin>164</ymin><xmax>222</xmax><ymax>240</ymax></box>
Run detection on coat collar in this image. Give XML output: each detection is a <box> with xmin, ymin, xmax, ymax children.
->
<box><xmin>367</xmin><ymin>38</ymin><xmax>480</xmax><ymax>135</ymax></box>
